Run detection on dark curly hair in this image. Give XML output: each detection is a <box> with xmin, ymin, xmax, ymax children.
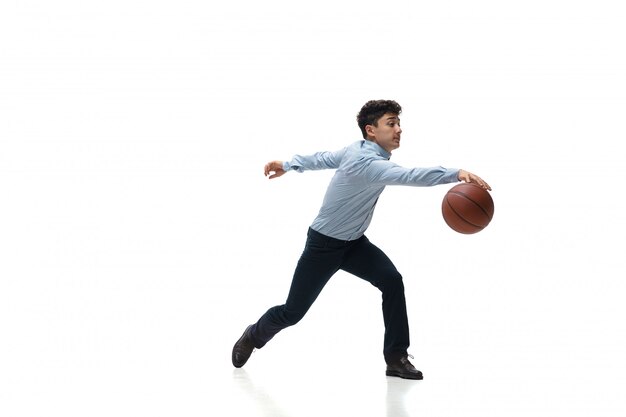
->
<box><xmin>356</xmin><ymin>100</ymin><xmax>402</xmax><ymax>139</ymax></box>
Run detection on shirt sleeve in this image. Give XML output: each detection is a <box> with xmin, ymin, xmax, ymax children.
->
<box><xmin>283</xmin><ymin>147</ymin><xmax>347</xmax><ymax>173</ymax></box>
<box><xmin>366</xmin><ymin>160</ymin><xmax>460</xmax><ymax>186</ymax></box>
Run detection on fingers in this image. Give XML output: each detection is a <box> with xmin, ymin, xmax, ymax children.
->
<box><xmin>470</xmin><ymin>174</ymin><xmax>491</xmax><ymax>191</ymax></box>
<box><xmin>264</xmin><ymin>161</ymin><xmax>277</xmax><ymax>177</ymax></box>
<box><xmin>460</xmin><ymin>170</ymin><xmax>492</xmax><ymax>191</ymax></box>
<box><xmin>477</xmin><ymin>180</ymin><xmax>491</xmax><ymax>191</ymax></box>
<box><xmin>264</xmin><ymin>161</ymin><xmax>285</xmax><ymax>179</ymax></box>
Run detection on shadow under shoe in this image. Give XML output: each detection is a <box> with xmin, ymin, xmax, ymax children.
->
<box><xmin>385</xmin><ymin>354</ymin><xmax>423</xmax><ymax>380</ymax></box>
<box><xmin>232</xmin><ymin>325</ymin><xmax>256</xmax><ymax>368</ymax></box>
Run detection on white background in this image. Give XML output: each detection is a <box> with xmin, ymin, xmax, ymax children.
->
<box><xmin>1</xmin><ymin>1</ymin><xmax>625</xmax><ymax>416</ymax></box>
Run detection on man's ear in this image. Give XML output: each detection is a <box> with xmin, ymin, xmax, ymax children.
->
<box><xmin>365</xmin><ymin>124</ymin><xmax>375</xmax><ymax>138</ymax></box>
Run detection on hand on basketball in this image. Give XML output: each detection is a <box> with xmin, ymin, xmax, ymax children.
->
<box><xmin>264</xmin><ymin>161</ymin><xmax>286</xmax><ymax>179</ymax></box>
<box><xmin>458</xmin><ymin>169</ymin><xmax>491</xmax><ymax>191</ymax></box>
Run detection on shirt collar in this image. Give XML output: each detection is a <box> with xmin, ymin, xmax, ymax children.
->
<box><xmin>362</xmin><ymin>139</ymin><xmax>391</xmax><ymax>160</ymax></box>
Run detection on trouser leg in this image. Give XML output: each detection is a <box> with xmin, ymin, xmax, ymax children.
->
<box><xmin>249</xmin><ymin>229</ymin><xmax>343</xmax><ymax>348</ymax></box>
<box><xmin>340</xmin><ymin>235</ymin><xmax>410</xmax><ymax>359</ymax></box>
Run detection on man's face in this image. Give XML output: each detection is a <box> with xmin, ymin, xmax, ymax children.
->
<box><xmin>366</xmin><ymin>113</ymin><xmax>402</xmax><ymax>153</ymax></box>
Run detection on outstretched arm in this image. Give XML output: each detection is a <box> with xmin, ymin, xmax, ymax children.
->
<box><xmin>264</xmin><ymin>161</ymin><xmax>286</xmax><ymax>179</ymax></box>
<box><xmin>457</xmin><ymin>169</ymin><xmax>491</xmax><ymax>190</ymax></box>
<box><xmin>264</xmin><ymin>147</ymin><xmax>348</xmax><ymax>179</ymax></box>
<box><xmin>366</xmin><ymin>161</ymin><xmax>491</xmax><ymax>190</ymax></box>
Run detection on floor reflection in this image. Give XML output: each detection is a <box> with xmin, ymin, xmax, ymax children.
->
<box><xmin>232</xmin><ymin>367</ymin><xmax>419</xmax><ymax>416</ymax></box>
<box><xmin>386</xmin><ymin>376</ymin><xmax>418</xmax><ymax>417</ymax></box>
<box><xmin>232</xmin><ymin>368</ymin><xmax>293</xmax><ymax>417</ymax></box>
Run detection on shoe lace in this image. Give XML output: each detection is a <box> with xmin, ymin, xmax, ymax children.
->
<box><xmin>401</xmin><ymin>353</ymin><xmax>415</xmax><ymax>365</ymax></box>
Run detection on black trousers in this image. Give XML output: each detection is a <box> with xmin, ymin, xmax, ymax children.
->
<box><xmin>249</xmin><ymin>228</ymin><xmax>410</xmax><ymax>360</ymax></box>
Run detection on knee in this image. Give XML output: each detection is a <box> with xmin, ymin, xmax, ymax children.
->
<box><xmin>281</xmin><ymin>306</ymin><xmax>307</xmax><ymax>327</ymax></box>
<box><xmin>380</xmin><ymin>270</ymin><xmax>405</xmax><ymax>293</ymax></box>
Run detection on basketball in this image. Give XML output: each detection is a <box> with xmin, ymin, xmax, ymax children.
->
<box><xmin>442</xmin><ymin>183</ymin><xmax>494</xmax><ymax>234</ymax></box>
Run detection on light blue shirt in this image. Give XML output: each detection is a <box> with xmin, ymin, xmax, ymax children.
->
<box><xmin>284</xmin><ymin>140</ymin><xmax>460</xmax><ymax>241</ymax></box>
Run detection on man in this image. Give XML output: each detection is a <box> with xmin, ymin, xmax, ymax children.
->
<box><xmin>232</xmin><ymin>100</ymin><xmax>491</xmax><ymax>379</ymax></box>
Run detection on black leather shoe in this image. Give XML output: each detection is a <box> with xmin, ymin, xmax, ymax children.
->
<box><xmin>386</xmin><ymin>355</ymin><xmax>423</xmax><ymax>380</ymax></box>
<box><xmin>232</xmin><ymin>325</ymin><xmax>255</xmax><ymax>368</ymax></box>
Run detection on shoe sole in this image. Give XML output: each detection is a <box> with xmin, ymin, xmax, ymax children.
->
<box><xmin>386</xmin><ymin>369</ymin><xmax>424</xmax><ymax>380</ymax></box>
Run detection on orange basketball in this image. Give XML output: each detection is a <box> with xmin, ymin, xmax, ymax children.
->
<box><xmin>442</xmin><ymin>183</ymin><xmax>494</xmax><ymax>234</ymax></box>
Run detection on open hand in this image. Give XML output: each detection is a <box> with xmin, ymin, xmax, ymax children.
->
<box><xmin>458</xmin><ymin>169</ymin><xmax>491</xmax><ymax>191</ymax></box>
